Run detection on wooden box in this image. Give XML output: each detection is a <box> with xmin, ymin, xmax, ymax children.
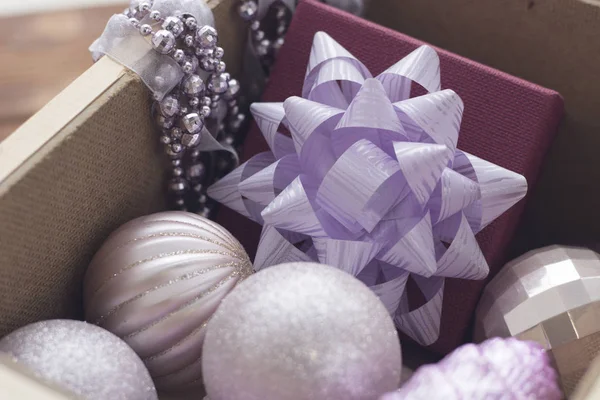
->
<box><xmin>2</xmin><ymin>0</ymin><xmax>600</xmax><ymax>398</ymax></box>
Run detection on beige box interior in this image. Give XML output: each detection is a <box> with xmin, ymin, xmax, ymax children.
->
<box><xmin>367</xmin><ymin>0</ymin><xmax>600</xmax><ymax>254</ymax></box>
<box><xmin>2</xmin><ymin>0</ymin><xmax>600</xmax><ymax>397</ymax></box>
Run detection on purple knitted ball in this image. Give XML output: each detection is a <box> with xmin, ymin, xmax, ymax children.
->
<box><xmin>380</xmin><ymin>338</ymin><xmax>561</xmax><ymax>400</ymax></box>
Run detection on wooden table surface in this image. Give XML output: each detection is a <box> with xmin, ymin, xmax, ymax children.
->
<box><xmin>0</xmin><ymin>5</ymin><xmax>125</xmax><ymax>141</ymax></box>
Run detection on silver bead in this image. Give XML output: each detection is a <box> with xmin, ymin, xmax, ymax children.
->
<box><xmin>273</xmin><ymin>37</ymin><xmax>285</xmax><ymax>52</ymax></box>
<box><xmin>229</xmin><ymin>105</ymin><xmax>240</xmax><ymax>115</ymax></box>
<box><xmin>173</xmin><ymin>49</ymin><xmax>185</xmax><ymax>62</ymax></box>
<box><xmin>198</xmin><ymin>194</ymin><xmax>208</xmax><ymax>204</ymax></box>
<box><xmin>182</xmin><ymin>132</ymin><xmax>202</xmax><ymax>147</ymax></box>
<box><xmin>190</xmin><ymin>149</ymin><xmax>201</xmax><ymax>158</ymax></box>
<box><xmin>159</xmin><ymin>134</ymin><xmax>171</xmax><ymax>144</ymax></box>
<box><xmin>199</xmin><ymin>207</ymin><xmax>212</xmax><ymax>218</ymax></box>
<box><xmin>171</xmin><ymin>143</ymin><xmax>183</xmax><ymax>153</ymax></box>
<box><xmin>253</xmin><ymin>30</ymin><xmax>265</xmax><ymax>41</ymax></box>
<box><xmin>239</xmin><ymin>1</ymin><xmax>258</xmax><ymax>21</ymax></box>
<box><xmin>193</xmin><ymin>183</ymin><xmax>204</xmax><ymax>193</ymax></box>
<box><xmin>174</xmin><ymin>198</ymin><xmax>185</xmax><ymax>207</ymax></box>
<box><xmin>179</xmin><ymin>106</ymin><xmax>189</xmax><ymax>116</ymax></box>
<box><xmin>168</xmin><ymin>178</ymin><xmax>189</xmax><ymax>194</ymax></box>
<box><xmin>185</xmin><ymin>17</ymin><xmax>197</xmax><ymax>30</ymax></box>
<box><xmin>250</xmin><ymin>20</ymin><xmax>260</xmax><ymax>31</ymax></box>
<box><xmin>189</xmin><ymin>97</ymin><xmax>200</xmax><ymax>107</ymax></box>
<box><xmin>200</xmin><ymin>57</ymin><xmax>216</xmax><ymax>72</ymax></box>
<box><xmin>196</xmin><ymin>25</ymin><xmax>218</xmax><ymax>48</ymax></box>
<box><xmin>162</xmin><ymin>16</ymin><xmax>184</xmax><ymax>37</ymax></box>
<box><xmin>201</xmin><ymin>96</ymin><xmax>212</xmax><ymax>107</ymax></box>
<box><xmin>187</xmin><ymin>163</ymin><xmax>206</xmax><ymax>180</ymax></box>
<box><xmin>172</xmin><ymin>159</ymin><xmax>182</xmax><ymax>167</ymax></box>
<box><xmin>173</xmin><ymin>167</ymin><xmax>184</xmax><ymax>177</ymax></box>
<box><xmin>149</xmin><ymin>10</ymin><xmax>161</xmax><ymax>20</ymax></box>
<box><xmin>222</xmin><ymin>134</ymin><xmax>235</xmax><ymax>146</ymax></box>
<box><xmin>171</xmin><ymin>127</ymin><xmax>183</xmax><ymax>139</ymax></box>
<box><xmin>223</xmin><ymin>79</ymin><xmax>240</xmax><ymax>100</ymax></box>
<box><xmin>276</xmin><ymin>7</ymin><xmax>287</xmax><ymax>20</ymax></box>
<box><xmin>185</xmin><ymin>55</ymin><xmax>199</xmax><ymax>71</ymax></box>
<box><xmin>160</xmin><ymin>95</ymin><xmax>179</xmax><ymax>117</ymax></box>
<box><xmin>208</xmin><ymin>74</ymin><xmax>229</xmax><ymax>94</ymax></box>
<box><xmin>201</xmin><ymin>106</ymin><xmax>211</xmax><ymax>117</ymax></box>
<box><xmin>229</xmin><ymin>113</ymin><xmax>246</xmax><ymax>132</ymax></box>
<box><xmin>123</xmin><ymin>8</ymin><xmax>132</xmax><ymax>17</ymax></box>
<box><xmin>214</xmin><ymin>47</ymin><xmax>224</xmax><ymax>59</ymax></box>
<box><xmin>198</xmin><ymin>47</ymin><xmax>214</xmax><ymax>57</ymax></box>
<box><xmin>184</xmin><ymin>35</ymin><xmax>195</xmax><ymax>47</ymax></box>
<box><xmin>276</xmin><ymin>23</ymin><xmax>287</xmax><ymax>36</ymax></box>
<box><xmin>183</xmin><ymin>74</ymin><xmax>205</xmax><ymax>96</ymax></box>
<box><xmin>211</xmin><ymin>94</ymin><xmax>221</xmax><ymax>103</ymax></box>
<box><xmin>181</xmin><ymin>112</ymin><xmax>204</xmax><ymax>133</ymax></box>
<box><xmin>256</xmin><ymin>39</ymin><xmax>271</xmax><ymax>57</ymax></box>
<box><xmin>215</xmin><ymin>61</ymin><xmax>226</xmax><ymax>73</ymax></box>
<box><xmin>129</xmin><ymin>17</ymin><xmax>140</xmax><ymax>27</ymax></box>
<box><xmin>217</xmin><ymin>158</ymin><xmax>230</xmax><ymax>170</ymax></box>
<box><xmin>151</xmin><ymin>30</ymin><xmax>176</xmax><ymax>54</ymax></box>
<box><xmin>138</xmin><ymin>1</ymin><xmax>152</xmax><ymax>13</ymax></box>
<box><xmin>182</xmin><ymin>61</ymin><xmax>194</xmax><ymax>74</ymax></box>
<box><xmin>139</xmin><ymin>24</ymin><xmax>153</xmax><ymax>36</ymax></box>
<box><xmin>155</xmin><ymin>113</ymin><xmax>174</xmax><ymax>129</ymax></box>
<box><xmin>166</xmin><ymin>145</ymin><xmax>183</xmax><ymax>159</ymax></box>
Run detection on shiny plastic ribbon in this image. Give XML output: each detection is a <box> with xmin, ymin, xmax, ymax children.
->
<box><xmin>208</xmin><ymin>31</ymin><xmax>527</xmax><ymax>345</ymax></box>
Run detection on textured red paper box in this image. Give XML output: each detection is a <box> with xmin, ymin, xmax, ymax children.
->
<box><xmin>216</xmin><ymin>0</ymin><xmax>563</xmax><ymax>354</ymax></box>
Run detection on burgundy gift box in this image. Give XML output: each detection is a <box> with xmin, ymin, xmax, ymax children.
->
<box><xmin>216</xmin><ymin>0</ymin><xmax>563</xmax><ymax>355</ymax></box>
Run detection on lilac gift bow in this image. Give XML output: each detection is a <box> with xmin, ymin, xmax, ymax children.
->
<box><xmin>208</xmin><ymin>31</ymin><xmax>527</xmax><ymax>345</ymax></box>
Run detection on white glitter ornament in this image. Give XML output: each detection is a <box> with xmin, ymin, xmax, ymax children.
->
<box><xmin>202</xmin><ymin>262</ymin><xmax>402</xmax><ymax>400</ymax></box>
<box><xmin>0</xmin><ymin>319</ymin><xmax>157</xmax><ymax>400</ymax></box>
<box><xmin>83</xmin><ymin>211</ymin><xmax>253</xmax><ymax>391</ymax></box>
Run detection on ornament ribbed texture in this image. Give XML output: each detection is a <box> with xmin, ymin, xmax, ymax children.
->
<box><xmin>83</xmin><ymin>211</ymin><xmax>252</xmax><ymax>391</ymax></box>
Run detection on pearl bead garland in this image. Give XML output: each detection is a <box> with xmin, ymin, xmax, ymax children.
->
<box><xmin>124</xmin><ymin>2</ymin><xmax>246</xmax><ymax>216</ymax></box>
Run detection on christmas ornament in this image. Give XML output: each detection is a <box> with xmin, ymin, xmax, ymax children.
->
<box><xmin>208</xmin><ymin>31</ymin><xmax>527</xmax><ymax>345</ymax></box>
<box><xmin>83</xmin><ymin>211</ymin><xmax>253</xmax><ymax>391</ymax></box>
<box><xmin>0</xmin><ymin>320</ymin><xmax>157</xmax><ymax>400</ymax></box>
<box><xmin>91</xmin><ymin>0</ymin><xmax>247</xmax><ymax>214</ymax></box>
<box><xmin>202</xmin><ymin>262</ymin><xmax>402</xmax><ymax>400</ymax></box>
<box><xmin>379</xmin><ymin>338</ymin><xmax>561</xmax><ymax>400</ymax></box>
<box><xmin>474</xmin><ymin>245</ymin><xmax>600</xmax><ymax>396</ymax></box>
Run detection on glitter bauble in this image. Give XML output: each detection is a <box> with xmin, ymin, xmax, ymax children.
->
<box><xmin>474</xmin><ymin>245</ymin><xmax>600</xmax><ymax>396</ymax></box>
<box><xmin>83</xmin><ymin>211</ymin><xmax>253</xmax><ymax>391</ymax></box>
<box><xmin>379</xmin><ymin>338</ymin><xmax>561</xmax><ymax>400</ymax></box>
<box><xmin>0</xmin><ymin>320</ymin><xmax>157</xmax><ymax>400</ymax></box>
<box><xmin>202</xmin><ymin>262</ymin><xmax>402</xmax><ymax>400</ymax></box>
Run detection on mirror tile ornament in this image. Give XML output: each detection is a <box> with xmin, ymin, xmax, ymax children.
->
<box><xmin>474</xmin><ymin>245</ymin><xmax>600</xmax><ymax>396</ymax></box>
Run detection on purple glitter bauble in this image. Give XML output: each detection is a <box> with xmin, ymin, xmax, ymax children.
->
<box><xmin>380</xmin><ymin>338</ymin><xmax>562</xmax><ymax>400</ymax></box>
